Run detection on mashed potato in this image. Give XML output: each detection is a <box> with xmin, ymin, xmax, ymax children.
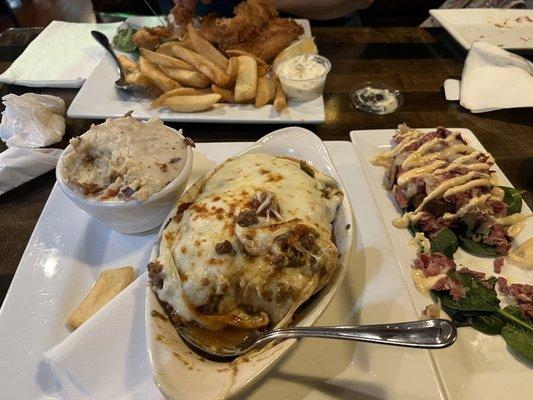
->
<box><xmin>62</xmin><ymin>116</ymin><xmax>189</xmax><ymax>201</ymax></box>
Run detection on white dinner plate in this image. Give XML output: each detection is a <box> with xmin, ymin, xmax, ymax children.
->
<box><xmin>430</xmin><ymin>9</ymin><xmax>533</xmax><ymax>50</ymax></box>
<box><xmin>67</xmin><ymin>19</ymin><xmax>326</xmax><ymax>124</ymax></box>
<box><xmin>351</xmin><ymin>128</ymin><xmax>533</xmax><ymax>400</ymax></box>
<box><xmin>0</xmin><ymin>138</ymin><xmax>444</xmax><ymax>399</ymax></box>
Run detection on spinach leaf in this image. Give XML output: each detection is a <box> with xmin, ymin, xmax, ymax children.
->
<box><xmin>498</xmin><ymin>305</ymin><xmax>533</xmax><ymax>331</ymax></box>
<box><xmin>430</xmin><ymin>228</ymin><xmax>458</xmax><ymax>258</ymax></box>
<box><xmin>407</xmin><ymin>219</ymin><xmax>418</xmax><ymax>237</ymax></box>
<box><xmin>499</xmin><ymin>186</ymin><xmax>523</xmax><ymax>215</ymax></box>
<box><xmin>470</xmin><ymin>314</ymin><xmax>506</xmax><ymax>335</ymax></box>
<box><xmin>498</xmin><ymin>306</ymin><xmax>533</xmax><ymax>362</ymax></box>
<box><xmin>440</xmin><ymin>270</ymin><xmax>500</xmax><ymax>313</ymax></box>
<box><xmin>112</xmin><ymin>26</ymin><xmax>137</xmax><ymax>52</ymax></box>
<box><xmin>433</xmin><ymin>273</ymin><xmax>533</xmax><ymax>362</ymax></box>
<box><xmin>458</xmin><ymin>234</ymin><xmax>498</xmax><ymax>258</ymax></box>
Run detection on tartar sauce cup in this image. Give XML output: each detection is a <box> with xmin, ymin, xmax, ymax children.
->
<box><xmin>275</xmin><ymin>54</ymin><xmax>331</xmax><ymax>102</ymax></box>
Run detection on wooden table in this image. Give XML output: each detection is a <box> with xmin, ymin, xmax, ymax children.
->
<box><xmin>0</xmin><ymin>26</ymin><xmax>531</xmax><ymax>305</ymax></box>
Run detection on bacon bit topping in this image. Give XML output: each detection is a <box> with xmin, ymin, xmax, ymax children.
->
<box><xmin>215</xmin><ymin>240</ymin><xmax>236</xmax><ymax>256</ymax></box>
<box><xmin>493</xmin><ymin>256</ymin><xmax>504</xmax><ymax>274</ymax></box>
<box><xmin>235</xmin><ymin>210</ymin><xmax>258</xmax><ymax>227</ymax></box>
<box><xmin>118</xmin><ymin>186</ymin><xmax>135</xmax><ymax>200</ymax></box>
<box><xmin>147</xmin><ymin>260</ymin><xmax>164</xmax><ymax>289</ymax></box>
<box><xmin>484</xmin><ymin>224</ymin><xmax>511</xmax><ymax>255</ymax></box>
<box><xmin>155</xmin><ymin>162</ymin><xmax>168</xmax><ymax>172</ymax></box>
<box><xmin>457</xmin><ymin>267</ymin><xmax>485</xmax><ymax>280</ymax></box>
<box><xmin>413</xmin><ymin>252</ymin><xmax>456</xmax><ymax>277</ymax></box>
<box><xmin>498</xmin><ymin>276</ymin><xmax>509</xmax><ymax>294</ymax></box>
<box><xmin>80</xmin><ymin>182</ymin><xmax>103</xmax><ymax>196</ymax></box>
<box><xmin>509</xmin><ymin>283</ymin><xmax>533</xmax><ymax>303</ymax></box>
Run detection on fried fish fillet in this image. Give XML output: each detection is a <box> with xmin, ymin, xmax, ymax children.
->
<box><xmin>228</xmin><ymin>19</ymin><xmax>304</xmax><ymax>62</ymax></box>
<box><xmin>169</xmin><ymin>0</ymin><xmax>302</xmax><ymax>62</ymax></box>
<box><xmin>211</xmin><ymin>0</ymin><xmax>277</xmax><ymax>50</ymax></box>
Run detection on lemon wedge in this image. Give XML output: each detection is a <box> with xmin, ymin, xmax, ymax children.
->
<box><xmin>273</xmin><ymin>37</ymin><xmax>318</xmax><ymax>69</ymax></box>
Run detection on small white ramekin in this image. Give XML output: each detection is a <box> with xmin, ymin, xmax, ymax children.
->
<box><xmin>56</xmin><ymin>128</ymin><xmax>193</xmax><ymax>234</ymax></box>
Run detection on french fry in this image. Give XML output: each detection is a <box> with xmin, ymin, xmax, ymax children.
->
<box><xmin>255</xmin><ymin>76</ymin><xmax>276</xmax><ymax>107</ymax></box>
<box><xmin>170</xmin><ymin>45</ymin><xmax>231</xmax><ymax>88</ymax></box>
<box><xmin>234</xmin><ymin>55</ymin><xmax>257</xmax><ymax>102</ymax></box>
<box><xmin>158</xmin><ymin>41</ymin><xmax>195</xmax><ymax>58</ymax></box>
<box><xmin>274</xmin><ymin>79</ymin><xmax>288</xmax><ymax>111</ymax></box>
<box><xmin>163</xmin><ymin>93</ymin><xmax>222</xmax><ymax>112</ymax></box>
<box><xmin>139</xmin><ymin>56</ymin><xmax>181</xmax><ymax>92</ymax></box>
<box><xmin>226</xmin><ymin>57</ymin><xmax>239</xmax><ymax>82</ymax></box>
<box><xmin>158</xmin><ymin>66</ymin><xmax>211</xmax><ymax>88</ymax></box>
<box><xmin>187</xmin><ymin>23</ymin><xmax>228</xmax><ymax>70</ymax></box>
<box><xmin>140</xmin><ymin>48</ymin><xmax>195</xmax><ymax>70</ymax></box>
<box><xmin>67</xmin><ymin>267</ymin><xmax>135</xmax><ymax>330</ymax></box>
<box><xmin>211</xmin><ymin>84</ymin><xmax>235</xmax><ymax>103</ymax></box>
<box><xmin>118</xmin><ymin>55</ymin><xmax>138</xmax><ymax>74</ymax></box>
<box><xmin>152</xmin><ymin>87</ymin><xmax>200</xmax><ymax>108</ymax></box>
<box><xmin>226</xmin><ymin>49</ymin><xmax>268</xmax><ymax>67</ymax></box>
<box><xmin>127</xmin><ymin>71</ymin><xmax>151</xmax><ymax>87</ymax></box>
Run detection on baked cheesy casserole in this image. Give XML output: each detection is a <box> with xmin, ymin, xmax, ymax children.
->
<box><xmin>148</xmin><ymin>153</ymin><xmax>343</xmax><ymax>334</ymax></box>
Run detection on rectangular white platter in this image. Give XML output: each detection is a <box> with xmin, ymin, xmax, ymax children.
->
<box><xmin>67</xmin><ymin>19</ymin><xmax>326</xmax><ymax>124</ymax></box>
<box><xmin>0</xmin><ymin>140</ymin><xmax>446</xmax><ymax>399</ymax></box>
<box><xmin>351</xmin><ymin>128</ymin><xmax>533</xmax><ymax>400</ymax></box>
<box><xmin>430</xmin><ymin>9</ymin><xmax>533</xmax><ymax>50</ymax></box>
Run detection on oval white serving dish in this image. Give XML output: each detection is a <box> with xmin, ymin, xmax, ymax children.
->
<box><xmin>145</xmin><ymin>127</ymin><xmax>354</xmax><ymax>399</ymax></box>
<box><xmin>56</xmin><ymin>127</ymin><xmax>193</xmax><ymax>234</ymax></box>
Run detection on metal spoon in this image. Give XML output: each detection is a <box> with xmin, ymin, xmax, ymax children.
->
<box><xmin>178</xmin><ymin>319</ymin><xmax>457</xmax><ymax>359</ymax></box>
<box><xmin>91</xmin><ymin>30</ymin><xmax>145</xmax><ymax>92</ymax></box>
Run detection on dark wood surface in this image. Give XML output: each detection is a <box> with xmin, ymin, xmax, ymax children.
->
<box><xmin>0</xmin><ymin>26</ymin><xmax>532</xmax><ymax>305</ymax></box>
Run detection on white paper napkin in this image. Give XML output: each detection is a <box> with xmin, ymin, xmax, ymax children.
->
<box><xmin>0</xmin><ymin>147</ymin><xmax>62</xmax><ymax>195</ymax></box>
<box><xmin>0</xmin><ymin>21</ymin><xmax>121</xmax><ymax>88</ymax></box>
<box><xmin>444</xmin><ymin>41</ymin><xmax>533</xmax><ymax>113</ymax></box>
<box><xmin>44</xmin><ymin>273</ymin><xmax>164</xmax><ymax>400</ymax></box>
<box><xmin>0</xmin><ymin>93</ymin><xmax>65</xmax><ymax>148</ymax></box>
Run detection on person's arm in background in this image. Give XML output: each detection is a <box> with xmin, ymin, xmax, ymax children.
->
<box><xmin>277</xmin><ymin>0</ymin><xmax>374</xmax><ymax>20</ymax></box>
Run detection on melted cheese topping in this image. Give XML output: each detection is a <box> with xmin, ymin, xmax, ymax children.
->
<box><xmin>153</xmin><ymin>153</ymin><xmax>343</xmax><ymax>331</ymax></box>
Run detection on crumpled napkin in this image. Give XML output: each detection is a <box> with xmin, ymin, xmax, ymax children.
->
<box><xmin>0</xmin><ymin>93</ymin><xmax>65</xmax><ymax>148</ymax></box>
<box><xmin>444</xmin><ymin>41</ymin><xmax>533</xmax><ymax>113</ymax></box>
<box><xmin>0</xmin><ymin>21</ymin><xmax>121</xmax><ymax>88</ymax></box>
<box><xmin>0</xmin><ymin>147</ymin><xmax>62</xmax><ymax>195</ymax></box>
<box><xmin>44</xmin><ymin>273</ymin><xmax>164</xmax><ymax>400</ymax></box>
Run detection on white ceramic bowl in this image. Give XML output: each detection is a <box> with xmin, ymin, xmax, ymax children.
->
<box><xmin>56</xmin><ymin>128</ymin><xmax>193</xmax><ymax>234</ymax></box>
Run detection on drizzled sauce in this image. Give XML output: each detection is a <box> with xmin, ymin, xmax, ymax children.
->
<box><xmin>370</xmin><ymin>127</ymin><xmax>524</xmax><ymax>233</ymax></box>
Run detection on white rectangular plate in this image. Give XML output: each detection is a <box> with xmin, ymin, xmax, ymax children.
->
<box><xmin>351</xmin><ymin>128</ymin><xmax>533</xmax><ymax>400</ymax></box>
<box><xmin>430</xmin><ymin>9</ymin><xmax>533</xmax><ymax>50</ymax></box>
<box><xmin>67</xmin><ymin>20</ymin><xmax>325</xmax><ymax>124</ymax></box>
<box><xmin>0</xmin><ymin>140</ymin><xmax>444</xmax><ymax>399</ymax></box>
